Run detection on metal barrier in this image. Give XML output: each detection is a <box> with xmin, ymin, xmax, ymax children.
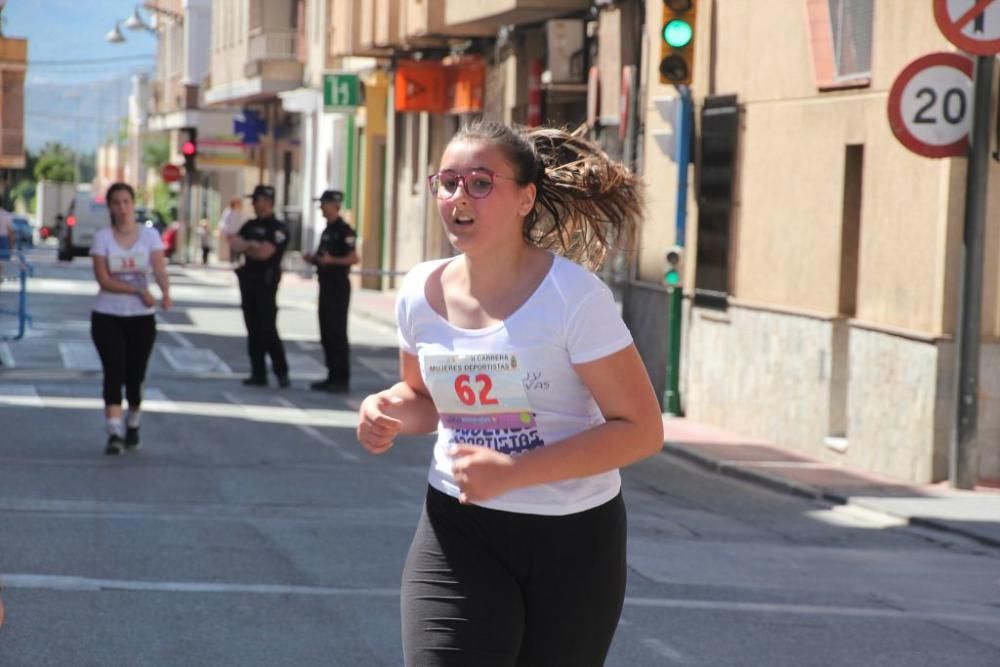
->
<box><xmin>0</xmin><ymin>250</ymin><xmax>33</xmax><ymax>341</ymax></box>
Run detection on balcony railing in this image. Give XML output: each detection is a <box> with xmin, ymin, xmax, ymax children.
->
<box><xmin>247</xmin><ymin>30</ymin><xmax>300</xmax><ymax>63</ymax></box>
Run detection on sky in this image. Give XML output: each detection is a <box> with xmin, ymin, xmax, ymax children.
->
<box><xmin>4</xmin><ymin>0</ymin><xmax>159</xmax><ymax>153</ymax></box>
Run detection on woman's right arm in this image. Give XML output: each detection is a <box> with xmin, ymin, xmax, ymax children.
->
<box><xmin>92</xmin><ymin>255</ymin><xmax>142</xmax><ymax>295</ymax></box>
<box><xmin>357</xmin><ymin>351</ymin><xmax>438</xmax><ymax>454</ymax></box>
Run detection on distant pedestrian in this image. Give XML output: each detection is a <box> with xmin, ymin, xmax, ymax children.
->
<box><xmin>303</xmin><ymin>190</ymin><xmax>357</xmax><ymax>393</ymax></box>
<box><xmin>356</xmin><ymin>120</ymin><xmax>663</xmax><ymax>666</ymax></box>
<box><xmin>0</xmin><ymin>206</ymin><xmax>13</xmax><ymax>255</ymax></box>
<box><xmin>228</xmin><ymin>185</ymin><xmax>290</xmax><ymax>388</ymax></box>
<box><xmin>90</xmin><ymin>182</ymin><xmax>172</xmax><ymax>455</ymax></box>
<box><xmin>197</xmin><ymin>219</ymin><xmax>212</xmax><ymax>265</ymax></box>
<box><xmin>220</xmin><ymin>198</ymin><xmax>244</xmax><ymax>265</ymax></box>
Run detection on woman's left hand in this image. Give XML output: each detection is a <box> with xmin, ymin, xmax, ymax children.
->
<box><xmin>450</xmin><ymin>444</ymin><xmax>517</xmax><ymax>504</ymax></box>
<box><xmin>161</xmin><ymin>294</ymin><xmax>173</xmax><ymax>311</ymax></box>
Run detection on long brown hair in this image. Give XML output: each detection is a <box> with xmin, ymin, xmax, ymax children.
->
<box><xmin>448</xmin><ymin>120</ymin><xmax>643</xmax><ymax>268</ymax></box>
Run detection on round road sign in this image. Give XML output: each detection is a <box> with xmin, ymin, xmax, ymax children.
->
<box><xmin>161</xmin><ymin>163</ymin><xmax>182</xmax><ymax>183</ymax></box>
<box><xmin>934</xmin><ymin>0</ymin><xmax>1000</xmax><ymax>55</ymax></box>
<box><xmin>888</xmin><ymin>52</ymin><xmax>974</xmax><ymax>159</ymax></box>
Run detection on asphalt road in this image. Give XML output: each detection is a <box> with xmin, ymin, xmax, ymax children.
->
<box><xmin>1</xmin><ymin>246</ymin><xmax>998</xmax><ymax>666</ymax></box>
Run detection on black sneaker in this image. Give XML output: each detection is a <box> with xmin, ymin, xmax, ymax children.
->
<box><xmin>311</xmin><ymin>379</ymin><xmax>349</xmax><ymax>394</ymax></box>
<box><xmin>105</xmin><ymin>435</ymin><xmax>126</xmax><ymax>456</ymax></box>
<box><xmin>277</xmin><ymin>376</ymin><xmax>291</xmax><ymax>388</ymax></box>
<box><xmin>242</xmin><ymin>376</ymin><xmax>268</xmax><ymax>387</ymax></box>
<box><xmin>124</xmin><ymin>427</ymin><xmax>141</xmax><ymax>451</ymax></box>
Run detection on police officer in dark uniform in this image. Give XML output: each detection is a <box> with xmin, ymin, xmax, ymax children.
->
<box><xmin>230</xmin><ymin>185</ymin><xmax>290</xmax><ymax>388</ymax></box>
<box><xmin>303</xmin><ymin>190</ymin><xmax>358</xmax><ymax>393</ymax></box>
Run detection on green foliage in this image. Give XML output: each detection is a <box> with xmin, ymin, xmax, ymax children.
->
<box><xmin>34</xmin><ymin>153</ymin><xmax>75</xmax><ymax>182</ymax></box>
<box><xmin>11</xmin><ymin>179</ymin><xmax>36</xmax><ymax>213</ymax></box>
<box><xmin>142</xmin><ymin>135</ymin><xmax>170</xmax><ymax>170</ymax></box>
<box><xmin>151</xmin><ymin>181</ymin><xmax>175</xmax><ymax>224</ymax></box>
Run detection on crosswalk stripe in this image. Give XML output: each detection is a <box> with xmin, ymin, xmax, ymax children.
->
<box><xmin>58</xmin><ymin>342</ymin><xmax>102</xmax><ymax>370</ymax></box>
<box><xmin>158</xmin><ymin>345</ymin><xmax>232</xmax><ymax>374</ymax></box>
<box><xmin>0</xmin><ymin>383</ymin><xmax>40</xmax><ymax>407</ymax></box>
<box><xmin>0</xmin><ymin>341</ymin><xmax>13</xmax><ymax>367</ymax></box>
<box><xmin>285</xmin><ymin>352</ymin><xmax>328</xmax><ymax>379</ymax></box>
<box><xmin>270</xmin><ymin>395</ymin><xmax>359</xmax><ymax>462</ymax></box>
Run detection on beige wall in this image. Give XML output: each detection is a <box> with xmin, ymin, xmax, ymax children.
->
<box><xmin>637</xmin><ymin>0</ymin><xmax>1000</xmax><ymax>483</ymax></box>
<box><xmin>210</xmin><ymin>0</ymin><xmax>249</xmax><ymax>91</ymax></box>
<box><xmin>674</xmin><ymin>0</ymin><xmax>998</xmax><ymax>337</ymax></box>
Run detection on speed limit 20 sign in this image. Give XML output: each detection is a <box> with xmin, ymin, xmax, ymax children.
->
<box><xmin>888</xmin><ymin>52</ymin><xmax>974</xmax><ymax>158</ymax></box>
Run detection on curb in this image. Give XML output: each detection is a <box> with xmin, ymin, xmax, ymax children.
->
<box><xmin>660</xmin><ymin>442</ymin><xmax>1000</xmax><ymax>550</ymax></box>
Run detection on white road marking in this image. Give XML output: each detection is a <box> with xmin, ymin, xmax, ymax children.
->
<box><xmin>2</xmin><ymin>573</ymin><xmax>398</xmax><ymax>597</ymax></box>
<box><xmin>270</xmin><ymin>395</ymin><xmax>359</xmax><ymax>462</ymax></box>
<box><xmin>285</xmin><ymin>352</ymin><xmax>328</xmax><ymax>379</ymax></box>
<box><xmin>2</xmin><ymin>575</ymin><xmax>995</xmax><ymax>627</ymax></box>
<box><xmin>355</xmin><ymin>355</ymin><xmax>398</xmax><ymax>382</ymax></box>
<box><xmin>0</xmin><ymin>391</ymin><xmax>359</xmax><ymax>429</ymax></box>
<box><xmin>158</xmin><ymin>345</ymin><xmax>232</xmax><ymax>374</ymax></box>
<box><xmin>0</xmin><ymin>342</ymin><xmax>14</xmax><ymax>367</ymax></box>
<box><xmin>157</xmin><ymin>315</ymin><xmax>194</xmax><ymax>349</ymax></box>
<box><xmin>58</xmin><ymin>342</ymin><xmax>101</xmax><ymax>370</ymax></box>
<box><xmin>804</xmin><ymin>505</ymin><xmax>909</xmax><ymax>530</ymax></box>
<box><xmin>641</xmin><ymin>638</ymin><xmax>687</xmax><ymax>662</ymax></box>
<box><xmin>622</xmin><ymin>596</ymin><xmax>1000</xmax><ymax>625</ymax></box>
<box><xmin>0</xmin><ymin>383</ymin><xmax>40</xmax><ymax>407</ymax></box>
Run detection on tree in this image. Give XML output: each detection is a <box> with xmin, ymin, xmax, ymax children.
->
<box><xmin>11</xmin><ymin>179</ymin><xmax>36</xmax><ymax>213</ymax></box>
<box><xmin>142</xmin><ymin>135</ymin><xmax>170</xmax><ymax>171</ymax></box>
<box><xmin>33</xmin><ymin>154</ymin><xmax>75</xmax><ymax>182</ymax></box>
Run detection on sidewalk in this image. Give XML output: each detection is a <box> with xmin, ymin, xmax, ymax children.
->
<box><xmin>337</xmin><ymin>282</ymin><xmax>1000</xmax><ymax>550</ymax></box>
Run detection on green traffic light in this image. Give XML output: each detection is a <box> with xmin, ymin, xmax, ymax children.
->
<box><xmin>663</xmin><ymin>19</ymin><xmax>693</xmax><ymax>49</ymax></box>
<box><xmin>664</xmin><ymin>269</ymin><xmax>680</xmax><ymax>286</ymax></box>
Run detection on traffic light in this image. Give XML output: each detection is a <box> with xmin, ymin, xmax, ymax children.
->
<box><xmin>664</xmin><ymin>246</ymin><xmax>683</xmax><ymax>287</ymax></box>
<box><xmin>659</xmin><ymin>0</ymin><xmax>697</xmax><ymax>86</ymax></box>
<box><xmin>181</xmin><ymin>127</ymin><xmax>198</xmax><ymax>174</ymax></box>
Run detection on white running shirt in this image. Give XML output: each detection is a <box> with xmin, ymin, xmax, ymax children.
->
<box><xmin>396</xmin><ymin>254</ymin><xmax>634</xmax><ymax>516</ymax></box>
<box><xmin>90</xmin><ymin>226</ymin><xmax>163</xmax><ymax>317</ymax></box>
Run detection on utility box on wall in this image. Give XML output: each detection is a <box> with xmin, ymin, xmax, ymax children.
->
<box><xmin>545</xmin><ymin>19</ymin><xmax>585</xmax><ymax>83</ymax></box>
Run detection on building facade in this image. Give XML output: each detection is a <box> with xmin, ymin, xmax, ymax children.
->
<box><xmin>626</xmin><ymin>0</ymin><xmax>1000</xmax><ymax>485</ymax></box>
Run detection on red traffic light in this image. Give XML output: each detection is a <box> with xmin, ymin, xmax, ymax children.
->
<box><xmin>182</xmin><ymin>140</ymin><xmax>196</xmax><ymax>156</ymax></box>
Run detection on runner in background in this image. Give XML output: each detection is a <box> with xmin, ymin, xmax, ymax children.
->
<box><xmin>90</xmin><ymin>182</ymin><xmax>172</xmax><ymax>455</ymax></box>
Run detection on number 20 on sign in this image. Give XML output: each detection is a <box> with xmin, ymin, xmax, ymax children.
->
<box><xmin>888</xmin><ymin>52</ymin><xmax>974</xmax><ymax>158</ymax></box>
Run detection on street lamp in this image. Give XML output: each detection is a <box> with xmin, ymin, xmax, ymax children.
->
<box><xmin>105</xmin><ymin>4</ymin><xmax>182</xmax><ymax>43</ymax></box>
<box><xmin>124</xmin><ymin>6</ymin><xmax>155</xmax><ymax>33</ymax></box>
<box><xmin>105</xmin><ymin>21</ymin><xmax>125</xmax><ymax>44</ymax></box>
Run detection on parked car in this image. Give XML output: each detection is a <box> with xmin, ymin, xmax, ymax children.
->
<box><xmin>11</xmin><ymin>215</ymin><xmax>35</xmax><ymax>248</ymax></box>
<box><xmin>57</xmin><ymin>191</ymin><xmax>109</xmax><ymax>261</ymax></box>
<box><xmin>161</xmin><ymin>222</ymin><xmax>180</xmax><ymax>259</ymax></box>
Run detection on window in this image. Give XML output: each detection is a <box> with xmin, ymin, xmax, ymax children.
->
<box><xmin>805</xmin><ymin>0</ymin><xmax>873</xmax><ymax>89</ymax></box>
<box><xmin>828</xmin><ymin>0</ymin><xmax>873</xmax><ymax>80</ymax></box>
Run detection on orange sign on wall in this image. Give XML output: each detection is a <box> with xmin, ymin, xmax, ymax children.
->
<box><xmin>395</xmin><ymin>61</ymin><xmax>448</xmax><ymax>113</ymax></box>
<box><xmin>448</xmin><ymin>57</ymin><xmax>486</xmax><ymax>114</ymax></box>
<box><xmin>394</xmin><ymin>57</ymin><xmax>486</xmax><ymax>114</ymax></box>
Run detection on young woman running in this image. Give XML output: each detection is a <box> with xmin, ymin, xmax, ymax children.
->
<box><xmin>90</xmin><ymin>182</ymin><xmax>172</xmax><ymax>455</ymax></box>
<box><xmin>357</xmin><ymin>120</ymin><xmax>663</xmax><ymax>666</ymax></box>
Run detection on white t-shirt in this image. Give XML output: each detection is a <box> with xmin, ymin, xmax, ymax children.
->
<box><xmin>90</xmin><ymin>226</ymin><xmax>164</xmax><ymax>317</ymax></box>
<box><xmin>220</xmin><ymin>208</ymin><xmax>244</xmax><ymax>237</ymax></box>
<box><xmin>0</xmin><ymin>210</ymin><xmax>12</xmax><ymax>253</ymax></box>
<box><xmin>396</xmin><ymin>254</ymin><xmax>634</xmax><ymax>516</ymax></box>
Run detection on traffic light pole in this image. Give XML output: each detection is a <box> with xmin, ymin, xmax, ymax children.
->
<box><xmin>950</xmin><ymin>54</ymin><xmax>992</xmax><ymax>490</ymax></box>
<box><xmin>664</xmin><ymin>86</ymin><xmax>693</xmax><ymax>416</ymax></box>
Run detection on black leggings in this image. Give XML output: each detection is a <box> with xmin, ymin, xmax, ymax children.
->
<box><xmin>401</xmin><ymin>487</ymin><xmax>627</xmax><ymax>667</ymax></box>
<box><xmin>90</xmin><ymin>311</ymin><xmax>157</xmax><ymax>407</ymax></box>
